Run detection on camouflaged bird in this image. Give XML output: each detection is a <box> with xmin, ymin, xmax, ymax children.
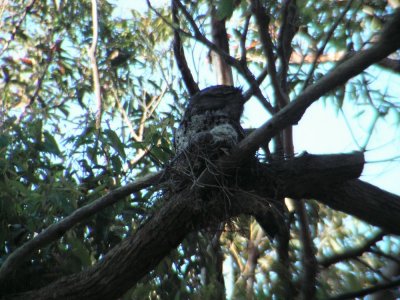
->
<box><xmin>174</xmin><ymin>85</ymin><xmax>245</xmax><ymax>156</ymax></box>
<box><xmin>172</xmin><ymin>85</ymin><xmax>280</xmax><ymax>239</ymax></box>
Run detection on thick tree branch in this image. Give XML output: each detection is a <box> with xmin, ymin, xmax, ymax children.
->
<box><xmin>0</xmin><ymin>172</ymin><xmax>162</xmax><ymax>283</ymax></box>
<box><xmin>378</xmin><ymin>56</ymin><xmax>400</xmax><ymax>73</ymax></box>
<box><xmin>1</xmin><ymin>188</ymin><xmax>276</xmax><ymax>300</ymax></box>
<box><xmin>303</xmin><ymin>179</ymin><xmax>400</xmax><ymax>235</ymax></box>
<box><xmin>4</xmin><ymin>151</ymin><xmax>400</xmax><ymax>299</ymax></box>
<box><xmin>2</xmin><ymin>152</ymin><xmax>369</xmax><ymax>299</ymax></box>
<box><xmin>295</xmin><ymin>199</ymin><xmax>317</xmax><ymax>300</ymax></box>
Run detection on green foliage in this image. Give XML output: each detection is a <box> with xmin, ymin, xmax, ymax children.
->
<box><xmin>0</xmin><ymin>0</ymin><xmax>399</xmax><ymax>299</ymax></box>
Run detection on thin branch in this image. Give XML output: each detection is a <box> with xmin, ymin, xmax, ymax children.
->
<box><xmin>319</xmin><ymin>231</ymin><xmax>385</xmax><ymax>268</ymax></box>
<box><xmin>243</xmin><ymin>66</ymin><xmax>270</xmax><ymax>102</ymax></box>
<box><xmin>111</xmin><ymin>86</ymin><xmax>141</xmax><ymax>141</ymax></box>
<box><xmin>239</xmin><ymin>15</ymin><xmax>251</xmax><ymax>63</ymax></box>
<box><xmin>171</xmin><ymin>0</ymin><xmax>199</xmax><ymax>95</ymax></box>
<box><xmin>329</xmin><ymin>277</ymin><xmax>400</xmax><ymax>300</ymax></box>
<box><xmin>229</xmin><ymin>242</ymin><xmax>245</xmax><ymax>272</ymax></box>
<box><xmin>303</xmin><ymin>0</ymin><xmax>354</xmax><ymax>89</ymax></box>
<box><xmin>0</xmin><ymin>172</ymin><xmax>162</xmax><ymax>282</ymax></box>
<box><xmin>0</xmin><ymin>0</ymin><xmax>37</xmax><ymax>56</ymax></box>
<box><xmin>15</xmin><ymin>39</ymin><xmax>61</xmax><ymax>123</ymax></box>
<box><xmin>251</xmin><ymin>0</ymin><xmax>289</xmax><ymax>107</ymax></box>
<box><xmin>295</xmin><ymin>200</ymin><xmax>317</xmax><ymax>300</ymax></box>
<box><xmin>165</xmin><ymin>0</ymin><xmax>275</xmax><ymax>113</ymax></box>
<box><xmin>354</xmin><ymin>257</ymin><xmax>392</xmax><ymax>282</ymax></box>
<box><xmin>277</xmin><ymin>0</ymin><xmax>298</xmax><ymax>95</ymax></box>
<box><xmin>369</xmin><ymin>248</ymin><xmax>400</xmax><ymax>265</ymax></box>
<box><xmin>88</xmin><ymin>0</ymin><xmax>102</xmax><ymax>129</ymax></box>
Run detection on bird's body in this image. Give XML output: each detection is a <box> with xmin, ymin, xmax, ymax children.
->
<box><xmin>172</xmin><ymin>85</ymin><xmax>279</xmax><ymax>239</ymax></box>
<box><xmin>174</xmin><ymin>85</ymin><xmax>245</xmax><ymax>154</ymax></box>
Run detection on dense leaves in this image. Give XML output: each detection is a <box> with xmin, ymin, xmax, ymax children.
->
<box><xmin>0</xmin><ymin>0</ymin><xmax>399</xmax><ymax>299</ymax></box>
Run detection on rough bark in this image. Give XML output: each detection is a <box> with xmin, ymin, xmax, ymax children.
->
<box><xmin>6</xmin><ymin>152</ymin><xmax>400</xmax><ymax>300</ymax></box>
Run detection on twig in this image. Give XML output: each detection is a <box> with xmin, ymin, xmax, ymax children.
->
<box><xmin>151</xmin><ymin>0</ymin><xmax>274</xmax><ymax>113</ymax></box>
<box><xmin>239</xmin><ymin>15</ymin><xmax>251</xmax><ymax>63</ymax></box>
<box><xmin>295</xmin><ymin>200</ymin><xmax>317</xmax><ymax>300</ymax></box>
<box><xmin>277</xmin><ymin>0</ymin><xmax>298</xmax><ymax>94</ymax></box>
<box><xmin>354</xmin><ymin>257</ymin><xmax>392</xmax><ymax>281</ymax></box>
<box><xmin>0</xmin><ymin>0</ymin><xmax>37</xmax><ymax>56</ymax></box>
<box><xmin>303</xmin><ymin>0</ymin><xmax>354</xmax><ymax>89</ymax></box>
<box><xmin>328</xmin><ymin>277</ymin><xmax>400</xmax><ymax>300</ymax></box>
<box><xmin>111</xmin><ymin>86</ymin><xmax>141</xmax><ymax>141</ymax></box>
<box><xmin>319</xmin><ymin>231</ymin><xmax>385</xmax><ymax>268</ymax></box>
<box><xmin>171</xmin><ymin>0</ymin><xmax>199</xmax><ymax>95</ymax></box>
<box><xmin>88</xmin><ymin>0</ymin><xmax>102</xmax><ymax>129</ymax></box>
<box><xmin>369</xmin><ymin>248</ymin><xmax>400</xmax><ymax>265</ymax></box>
<box><xmin>243</xmin><ymin>66</ymin><xmax>270</xmax><ymax>102</ymax></box>
<box><xmin>251</xmin><ymin>0</ymin><xmax>289</xmax><ymax>108</ymax></box>
<box><xmin>0</xmin><ymin>172</ymin><xmax>162</xmax><ymax>282</ymax></box>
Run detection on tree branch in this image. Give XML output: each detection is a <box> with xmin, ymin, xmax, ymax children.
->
<box><xmin>1</xmin><ymin>186</ymin><xmax>276</xmax><ymax>300</ymax></box>
<box><xmin>303</xmin><ymin>179</ymin><xmax>400</xmax><ymax>235</ymax></box>
<box><xmin>278</xmin><ymin>0</ymin><xmax>298</xmax><ymax>95</ymax></box>
<box><xmin>4</xmin><ymin>150</ymin><xmax>400</xmax><ymax>299</ymax></box>
<box><xmin>216</xmin><ymin>8</ymin><xmax>400</xmax><ymax>171</ymax></box>
<box><xmin>378</xmin><ymin>57</ymin><xmax>400</xmax><ymax>73</ymax></box>
<box><xmin>171</xmin><ymin>0</ymin><xmax>199</xmax><ymax>95</ymax></box>
<box><xmin>303</xmin><ymin>0</ymin><xmax>354</xmax><ymax>88</ymax></box>
<box><xmin>170</xmin><ymin>0</ymin><xmax>275</xmax><ymax>113</ymax></box>
<box><xmin>329</xmin><ymin>276</ymin><xmax>400</xmax><ymax>300</ymax></box>
<box><xmin>0</xmin><ymin>0</ymin><xmax>37</xmax><ymax>56</ymax></box>
<box><xmin>319</xmin><ymin>231</ymin><xmax>385</xmax><ymax>268</ymax></box>
<box><xmin>251</xmin><ymin>0</ymin><xmax>289</xmax><ymax>107</ymax></box>
<box><xmin>88</xmin><ymin>0</ymin><xmax>102</xmax><ymax>129</ymax></box>
<box><xmin>0</xmin><ymin>172</ymin><xmax>162</xmax><ymax>283</ymax></box>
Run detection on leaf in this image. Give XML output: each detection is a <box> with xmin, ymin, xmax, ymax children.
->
<box><xmin>0</xmin><ymin>134</ymin><xmax>9</xmax><ymax>148</ymax></box>
<box><xmin>42</xmin><ymin>131</ymin><xmax>62</xmax><ymax>157</ymax></box>
<box><xmin>103</xmin><ymin>129</ymin><xmax>126</xmax><ymax>160</ymax></box>
<box><xmin>110</xmin><ymin>155</ymin><xmax>122</xmax><ymax>173</ymax></box>
<box><xmin>216</xmin><ymin>0</ymin><xmax>235</xmax><ymax>20</ymax></box>
<box><xmin>67</xmin><ymin>236</ymin><xmax>92</xmax><ymax>267</ymax></box>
